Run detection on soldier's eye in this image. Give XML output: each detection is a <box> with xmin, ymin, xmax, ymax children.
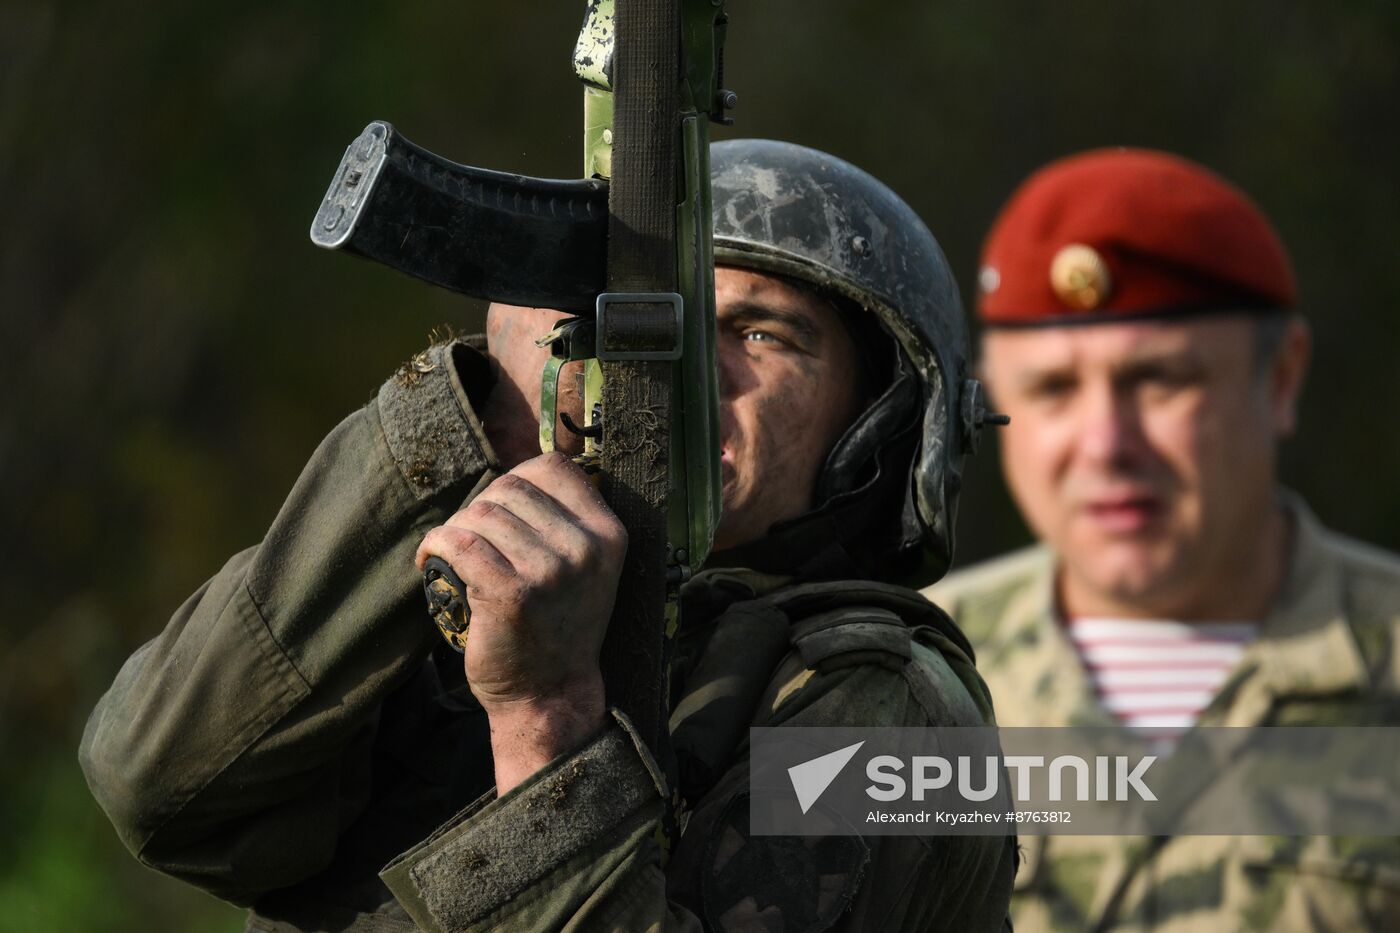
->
<box><xmin>743</xmin><ymin>330</ymin><xmax>780</xmax><ymax>343</ymax></box>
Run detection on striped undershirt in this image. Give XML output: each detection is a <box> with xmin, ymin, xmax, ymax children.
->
<box><xmin>1065</xmin><ymin>618</ymin><xmax>1258</xmax><ymax>743</ymax></box>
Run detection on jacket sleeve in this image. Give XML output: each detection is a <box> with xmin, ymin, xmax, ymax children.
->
<box><xmin>379</xmin><ymin>637</ymin><xmax>1017</xmax><ymax>932</ymax></box>
<box><xmin>78</xmin><ymin>339</ymin><xmax>497</xmax><ymax>905</ymax></box>
<box><xmin>381</xmin><ymin>710</ymin><xmax>697</xmax><ymax>932</ymax></box>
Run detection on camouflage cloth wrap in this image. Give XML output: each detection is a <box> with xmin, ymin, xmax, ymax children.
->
<box><xmin>923</xmin><ymin>496</ymin><xmax>1400</xmax><ymax>932</ymax></box>
<box><xmin>80</xmin><ymin>336</ymin><xmax>1016</xmax><ymax>932</ymax></box>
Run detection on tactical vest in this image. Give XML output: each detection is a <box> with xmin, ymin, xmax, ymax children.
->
<box><xmin>670</xmin><ymin>575</ymin><xmax>992</xmax><ymax>808</ymax></box>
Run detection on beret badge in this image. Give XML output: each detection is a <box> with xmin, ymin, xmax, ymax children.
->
<box><xmin>1049</xmin><ymin>243</ymin><xmax>1112</xmax><ymax>311</ymax></box>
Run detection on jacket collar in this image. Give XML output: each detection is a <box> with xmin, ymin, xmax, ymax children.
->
<box><xmin>1233</xmin><ymin>492</ymin><xmax>1372</xmax><ymax>710</ymax></box>
<box><xmin>977</xmin><ymin>547</ymin><xmax>1114</xmax><ymax>730</ymax></box>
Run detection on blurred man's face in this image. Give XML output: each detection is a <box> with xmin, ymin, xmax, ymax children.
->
<box><xmin>981</xmin><ymin>316</ymin><xmax>1307</xmax><ymax>617</ymax></box>
<box><xmin>711</xmin><ymin>266</ymin><xmax>865</xmax><ymax>550</ymax></box>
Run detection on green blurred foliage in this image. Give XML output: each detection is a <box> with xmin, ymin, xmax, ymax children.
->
<box><xmin>0</xmin><ymin>752</ymin><xmax>239</xmax><ymax>932</ymax></box>
<box><xmin>1</xmin><ymin>1</ymin><xmax>1396</xmax><ymax>928</ymax></box>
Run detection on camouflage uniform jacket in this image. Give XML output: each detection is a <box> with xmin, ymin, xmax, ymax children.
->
<box><xmin>923</xmin><ymin>496</ymin><xmax>1400</xmax><ymax>932</ymax></box>
<box><xmin>80</xmin><ymin>337</ymin><xmax>1016</xmax><ymax>932</ymax></box>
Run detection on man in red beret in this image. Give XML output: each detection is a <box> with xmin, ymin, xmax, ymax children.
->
<box><xmin>925</xmin><ymin>148</ymin><xmax>1400</xmax><ymax>931</ymax></box>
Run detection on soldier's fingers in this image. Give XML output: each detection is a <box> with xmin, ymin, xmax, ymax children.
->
<box><xmin>414</xmin><ymin>525</ymin><xmax>515</xmax><ymax>594</ymax></box>
<box><xmin>510</xmin><ymin>452</ymin><xmax>613</xmax><ymax>524</ymax></box>
<box><xmin>459</xmin><ymin>472</ymin><xmax>577</xmax><ymax>539</ymax></box>
<box><xmin>508</xmin><ymin>453</ymin><xmax>626</xmax><ymax>557</ymax></box>
<box><xmin>452</xmin><ymin>495</ymin><xmax>585</xmax><ymax>575</ymax></box>
<box><xmin>449</xmin><ymin>474</ymin><xmax>599</xmax><ymax>571</ymax></box>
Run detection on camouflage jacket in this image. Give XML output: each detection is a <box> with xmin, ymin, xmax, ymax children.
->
<box><xmin>923</xmin><ymin>496</ymin><xmax>1400</xmax><ymax>932</ymax></box>
<box><xmin>80</xmin><ymin>337</ymin><xmax>1015</xmax><ymax>932</ymax></box>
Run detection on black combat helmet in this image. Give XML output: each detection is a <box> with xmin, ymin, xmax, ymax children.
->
<box><xmin>709</xmin><ymin>139</ymin><xmax>999</xmax><ymax>582</ymax></box>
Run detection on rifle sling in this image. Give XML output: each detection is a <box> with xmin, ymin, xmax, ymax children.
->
<box><xmin>598</xmin><ymin>0</ymin><xmax>682</xmax><ymax>757</ymax></box>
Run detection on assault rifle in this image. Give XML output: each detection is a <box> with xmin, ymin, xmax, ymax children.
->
<box><xmin>308</xmin><ymin>0</ymin><xmax>731</xmax><ymax>760</ymax></box>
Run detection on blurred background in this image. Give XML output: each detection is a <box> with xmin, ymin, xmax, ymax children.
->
<box><xmin>2</xmin><ymin>1</ymin><xmax>1397</xmax><ymax>928</ymax></box>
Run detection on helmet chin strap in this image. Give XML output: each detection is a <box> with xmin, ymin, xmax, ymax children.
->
<box><xmin>708</xmin><ymin>363</ymin><xmax>924</xmax><ymax>584</ymax></box>
<box><xmin>817</xmin><ymin>345</ymin><xmax>919</xmax><ymax>504</ymax></box>
<box><xmin>706</xmin><ymin>451</ymin><xmax>920</xmax><ymax>583</ymax></box>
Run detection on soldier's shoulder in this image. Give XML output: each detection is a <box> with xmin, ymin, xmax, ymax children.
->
<box><xmin>752</xmin><ymin>580</ymin><xmax>995</xmax><ymax>728</ymax></box>
<box><xmin>375</xmin><ymin>335</ymin><xmax>496</xmax><ymax>500</ymax></box>
<box><xmin>918</xmin><ymin>546</ymin><xmax>1052</xmax><ymax>660</ymax></box>
<box><xmin>922</xmin><ymin>545</ymin><xmax>1050</xmax><ymax>616</ymax></box>
<box><xmin>773</xmin><ymin>580</ymin><xmax>976</xmax><ymax>677</ymax></box>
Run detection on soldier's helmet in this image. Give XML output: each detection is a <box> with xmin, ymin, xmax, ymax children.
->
<box><xmin>710</xmin><ymin>139</ymin><xmax>995</xmax><ymax>581</ymax></box>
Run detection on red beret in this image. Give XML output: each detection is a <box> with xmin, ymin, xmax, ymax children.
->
<box><xmin>978</xmin><ymin>148</ymin><xmax>1296</xmax><ymax>325</ymax></box>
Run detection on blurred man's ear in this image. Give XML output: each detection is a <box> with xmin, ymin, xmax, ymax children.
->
<box><xmin>1269</xmin><ymin>315</ymin><xmax>1311</xmax><ymax>438</ymax></box>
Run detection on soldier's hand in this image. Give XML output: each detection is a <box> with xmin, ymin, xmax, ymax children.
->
<box><xmin>415</xmin><ymin>451</ymin><xmax>625</xmax><ymax>728</ymax></box>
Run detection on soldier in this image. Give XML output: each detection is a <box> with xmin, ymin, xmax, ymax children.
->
<box><xmin>81</xmin><ymin>140</ymin><xmax>1017</xmax><ymax>932</ymax></box>
<box><xmin>925</xmin><ymin>148</ymin><xmax>1400</xmax><ymax>931</ymax></box>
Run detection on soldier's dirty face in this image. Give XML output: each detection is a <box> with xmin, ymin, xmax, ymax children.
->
<box><xmin>981</xmin><ymin>316</ymin><xmax>1307</xmax><ymax>617</ymax></box>
<box><xmin>711</xmin><ymin>266</ymin><xmax>864</xmax><ymax>551</ymax></box>
<box><xmin>487</xmin><ymin>271</ymin><xmax>864</xmax><ymax>552</ymax></box>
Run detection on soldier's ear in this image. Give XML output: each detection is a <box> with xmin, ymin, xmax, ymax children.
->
<box><xmin>1269</xmin><ymin>315</ymin><xmax>1310</xmax><ymax>438</ymax></box>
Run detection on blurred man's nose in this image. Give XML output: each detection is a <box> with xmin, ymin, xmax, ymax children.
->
<box><xmin>1075</xmin><ymin>381</ymin><xmax>1147</xmax><ymax>471</ymax></box>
